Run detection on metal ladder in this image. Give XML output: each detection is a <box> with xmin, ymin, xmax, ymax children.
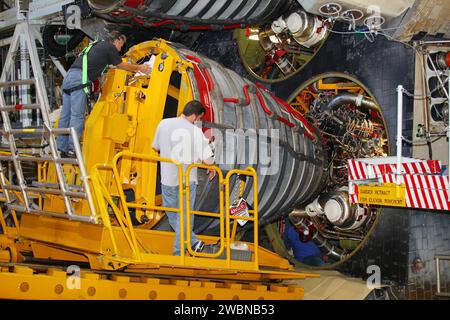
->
<box><xmin>0</xmin><ymin>22</ymin><xmax>96</xmax><ymax>224</ymax></box>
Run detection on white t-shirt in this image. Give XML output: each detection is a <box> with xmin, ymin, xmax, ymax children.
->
<box><xmin>152</xmin><ymin>117</ymin><xmax>214</xmax><ymax>186</ymax></box>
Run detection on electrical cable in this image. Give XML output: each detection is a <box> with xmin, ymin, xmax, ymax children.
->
<box><xmin>431</xmin><ymin>104</ymin><xmax>442</xmax><ymax>119</ymax></box>
<box><xmin>328</xmin><ymin>10</ymin><xmax>424</xmax><ymax>36</ymax></box>
<box><xmin>379</xmin><ymin>31</ymin><xmax>419</xmax><ymax>52</ymax></box>
<box><xmin>401</xmin><ymin>87</ymin><xmax>430</xmax><ymax>100</ymax></box>
<box><xmin>402</xmin><ymin>135</ymin><xmax>444</xmax><ymax>146</ymax></box>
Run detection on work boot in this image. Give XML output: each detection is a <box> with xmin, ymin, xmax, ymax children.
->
<box><xmin>58</xmin><ymin>149</ymin><xmax>67</xmax><ymax>157</ymax></box>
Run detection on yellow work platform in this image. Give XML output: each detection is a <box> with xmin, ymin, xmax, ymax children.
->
<box><xmin>0</xmin><ymin>263</ymin><xmax>308</xmax><ymax>300</ymax></box>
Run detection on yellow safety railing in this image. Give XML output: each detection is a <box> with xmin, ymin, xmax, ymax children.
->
<box><xmin>185</xmin><ymin>163</ymin><xmax>225</xmax><ymax>258</ymax></box>
<box><xmin>91</xmin><ymin>152</ymin><xmax>185</xmax><ymax>261</ymax></box>
<box><xmin>225</xmin><ymin>167</ymin><xmax>259</xmax><ymax>270</ymax></box>
<box><xmin>90</xmin><ymin>151</ymin><xmax>259</xmax><ymax>270</ymax></box>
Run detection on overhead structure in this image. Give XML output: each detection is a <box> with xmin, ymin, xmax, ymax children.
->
<box><xmin>86</xmin><ymin>0</ymin><xmax>294</xmax><ymax>28</ymax></box>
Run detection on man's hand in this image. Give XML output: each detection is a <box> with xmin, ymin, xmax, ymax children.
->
<box><xmin>206</xmin><ymin>169</ymin><xmax>216</xmax><ymax>181</ymax></box>
<box><xmin>116</xmin><ymin>62</ymin><xmax>152</xmax><ymax>74</ymax></box>
<box><xmin>138</xmin><ymin>64</ymin><xmax>152</xmax><ymax>74</ymax></box>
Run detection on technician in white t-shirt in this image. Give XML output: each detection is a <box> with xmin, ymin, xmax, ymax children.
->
<box><xmin>152</xmin><ymin>100</ymin><xmax>215</xmax><ymax>256</ymax></box>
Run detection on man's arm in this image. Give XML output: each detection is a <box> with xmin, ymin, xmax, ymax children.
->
<box><xmin>199</xmin><ymin>135</ymin><xmax>214</xmax><ymax>165</ymax></box>
<box><xmin>116</xmin><ymin>62</ymin><xmax>151</xmax><ymax>74</ymax></box>
<box><xmin>197</xmin><ymin>130</ymin><xmax>215</xmax><ymax>178</ymax></box>
<box><xmin>152</xmin><ymin>125</ymin><xmax>161</xmax><ymax>153</ymax></box>
<box><xmin>202</xmin><ymin>157</ymin><xmax>214</xmax><ymax>165</ymax></box>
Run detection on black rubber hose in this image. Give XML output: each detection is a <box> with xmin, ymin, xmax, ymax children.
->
<box><xmin>42</xmin><ymin>25</ymin><xmax>87</xmax><ymax>58</ymax></box>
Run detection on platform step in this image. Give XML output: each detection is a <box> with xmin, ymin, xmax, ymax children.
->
<box><xmin>2</xmin><ymin>185</ymin><xmax>87</xmax><ymax>199</ymax></box>
<box><xmin>0</xmin><ymin>154</ymin><xmax>79</xmax><ymax>165</ymax></box>
<box><xmin>0</xmin><ymin>128</ymin><xmax>73</xmax><ymax>135</ymax></box>
<box><xmin>0</xmin><ymin>79</ymin><xmax>36</xmax><ymax>88</ymax></box>
<box><xmin>0</xmin><ymin>104</ymin><xmax>41</xmax><ymax>112</ymax></box>
<box><xmin>32</xmin><ymin>181</ymin><xmax>83</xmax><ymax>192</ymax></box>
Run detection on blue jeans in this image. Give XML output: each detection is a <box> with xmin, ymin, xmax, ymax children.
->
<box><xmin>57</xmin><ymin>68</ymin><xmax>87</xmax><ymax>153</ymax></box>
<box><xmin>162</xmin><ymin>183</ymin><xmax>198</xmax><ymax>256</ymax></box>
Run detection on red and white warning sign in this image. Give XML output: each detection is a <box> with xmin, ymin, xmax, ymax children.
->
<box><xmin>348</xmin><ymin>157</ymin><xmax>450</xmax><ymax>211</ymax></box>
<box><xmin>229</xmin><ymin>198</ymin><xmax>250</xmax><ymax>226</ymax></box>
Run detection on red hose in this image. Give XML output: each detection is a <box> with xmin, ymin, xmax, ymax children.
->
<box><xmin>277</xmin><ymin>116</ymin><xmax>295</xmax><ymax>128</ymax></box>
<box><xmin>203</xmin><ymin>68</ymin><xmax>214</xmax><ymax>91</ymax></box>
<box><xmin>124</xmin><ymin>0</ymin><xmax>144</xmax><ymax>7</ymax></box>
<box><xmin>149</xmin><ymin>20</ymin><xmax>177</xmax><ymax>27</ymax></box>
<box><xmin>254</xmin><ymin>83</ymin><xmax>315</xmax><ymax>141</ymax></box>
<box><xmin>185</xmin><ymin>55</ymin><xmax>201</xmax><ymax>63</ymax></box>
<box><xmin>243</xmin><ymin>85</ymin><xmax>251</xmax><ymax>106</ymax></box>
<box><xmin>223</xmin><ymin>98</ymin><xmax>240</xmax><ymax>103</ymax></box>
<box><xmin>255</xmin><ymin>91</ymin><xmax>273</xmax><ymax>116</ymax></box>
<box><xmin>276</xmin><ymin>96</ymin><xmax>315</xmax><ymax>134</ymax></box>
<box><xmin>223</xmin><ymin>24</ymin><xmax>244</xmax><ymax>30</ymax></box>
<box><xmin>191</xmin><ymin>64</ymin><xmax>214</xmax><ymax>123</ymax></box>
<box><xmin>187</xmin><ymin>25</ymin><xmax>214</xmax><ymax>30</ymax></box>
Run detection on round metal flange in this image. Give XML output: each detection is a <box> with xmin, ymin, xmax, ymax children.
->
<box><xmin>341</xmin><ymin>9</ymin><xmax>364</xmax><ymax>22</ymax></box>
<box><xmin>319</xmin><ymin>3</ymin><xmax>342</xmax><ymax>17</ymax></box>
<box><xmin>364</xmin><ymin>15</ymin><xmax>386</xmax><ymax>29</ymax></box>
